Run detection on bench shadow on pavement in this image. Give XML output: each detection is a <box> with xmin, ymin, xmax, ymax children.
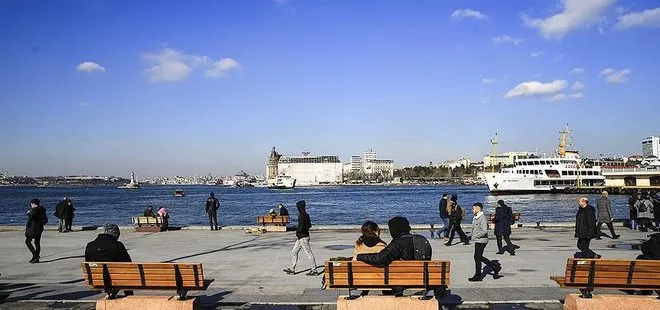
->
<box><xmin>163</xmin><ymin>237</ymin><xmax>291</xmax><ymax>262</ymax></box>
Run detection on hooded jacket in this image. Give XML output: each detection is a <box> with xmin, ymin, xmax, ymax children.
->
<box><xmin>439</xmin><ymin>197</ymin><xmax>449</xmax><ymax>219</ymax></box>
<box><xmin>85</xmin><ymin>234</ymin><xmax>132</xmax><ymax>262</ymax></box>
<box><xmin>295</xmin><ymin>200</ymin><xmax>311</xmax><ymax>239</ymax></box>
<box><xmin>356</xmin><ymin>217</ymin><xmax>415</xmax><ymax>267</ymax></box>
<box><xmin>575</xmin><ymin>205</ymin><xmax>597</xmax><ymax>239</ymax></box>
<box><xmin>54</xmin><ymin>200</ymin><xmax>66</xmax><ymax>219</ymax></box>
<box><xmin>493</xmin><ymin>203</ymin><xmax>513</xmax><ymax>236</ymax></box>
<box><xmin>352</xmin><ymin>235</ymin><xmax>387</xmax><ymax>261</ymax></box>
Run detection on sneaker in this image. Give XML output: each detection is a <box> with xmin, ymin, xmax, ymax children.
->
<box><xmin>444</xmin><ymin>242</ymin><xmax>452</xmax><ymax>246</ymax></box>
<box><xmin>513</xmin><ymin>245</ymin><xmax>520</xmax><ymax>249</ymax></box>
<box><xmin>613</xmin><ymin>235</ymin><xmax>620</xmax><ymax>239</ymax></box>
<box><xmin>468</xmin><ymin>275</ymin><xmax>483</xmax><ymax>282</ymax></box>
<box><xmin>493</xmin><ymin>265</ymin><xmax>502</xmax><ymax>275</ymax></box>
<box><xmin>509</xmin><ymin>251</ymin><xmax>516</xmax><ymax>256</ymax></box>
<box><xmin>29</xmin><ymin>257</ymin><xmax>39</xmax><ymax>264</ymax></box>
<box><xmin>283</xmin><ymin>268</ymin><xmax>295</xmax><ymax>275</ymax></box>
<box><xmin>496</xmin><ymin>251</ymin><xmax>505</xmax><ymax>255</ymax></box>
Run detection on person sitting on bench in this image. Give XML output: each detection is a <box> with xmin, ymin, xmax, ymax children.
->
<box><xmin>85</xmin><ymin>223</ymin><xmax>133</xmax><ymax>296</ymax></box>
<box><xmin>356</xmin><ymin>216</ymin><xmax>417</xmax><ymax>297</ymax></box>
<box><xmin>352</xmin><ymin>221</ymin><xmax>387</xmax><ymax>296</ymax></box>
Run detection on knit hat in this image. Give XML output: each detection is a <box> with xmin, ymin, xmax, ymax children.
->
<box><xmin>103</xmin><ymin>223</ymin><xmax>120</xmax><ymax>240</ymax></box>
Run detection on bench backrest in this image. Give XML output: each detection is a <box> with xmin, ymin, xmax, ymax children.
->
<box><xmin>257</xmin><ymin>215</ymin><xmax>289</xmax><ymax>225</ymax></box>
<box><xmin>562</xmin><ymin>258</ymin><xmax>660</xmax><ymax>288</ymax></box>
<box><xmin>132</xmin><ymin>216</ymin><xmax>163</xmax><ymax>226</ymax></box>
<box><xmin>81</xmin><ymin>262</ymin><xmax>205</xmax><ymax>290</ymax></box>
<box><xmin>324</xmin><ymin>260</ymin><xmax>450</xmax><ymax>288</ymax></box>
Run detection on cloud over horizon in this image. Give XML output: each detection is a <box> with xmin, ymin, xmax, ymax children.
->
<box><xmin>505</xmin><ymin>80</ymin><xmax>567</xmax><ymax>99</ymax></box>
<box><xmin>76</xmin><ymin>61</ymin><xmax>105</xmax><ymax>73</ymax></box>
<box><xmin>451</xmin><ymin>9</ymin><xmax>489</xmax><ymax>21</ymax></box>
<box><xmin>522</xmin><ymin>0</ymin><xmax>616</xmax><ymax>39</ymax></box>
<box><xmin>142</xmin><ymin>48</ymin><xmax>240</xmax><ymax>82</ymax></box>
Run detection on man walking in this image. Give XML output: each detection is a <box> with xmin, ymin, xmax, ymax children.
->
<box><xmin>438</xmin><ymin>193</ymin><xmax>451</xmax><ymax>239</ymax></box>
<box><xmin>205</xmin><ymin>192</ymin><xmax>220</xmax><ymax>230</ymax></box>
<box><xmin>283</xmin><ymin>200</ymin><xmax>320</xmax><ymax>276</ymax></box>
<box><xmin>575</xmin><ymin>197</ymin><xmax>600</xmax><ymax>259</ymax></box>
<box><xmin>469</xmin><ymin>202</ymin><xmax>501</xmax><ymax>281</ymax></box>
<box><xmin>25</xmin><ymin>198</ymin><xmax>48</xmax><ymax>263</ymax></box>
<box><xmin>596</xmin><ymin>191</ymin><xmax>619</xmax><ymax>239</ymax></box>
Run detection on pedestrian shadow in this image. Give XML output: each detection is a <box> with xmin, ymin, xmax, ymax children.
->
<box><xmin>481</xmin><ymin>260</ymin><xmax>503</xmax><ymax>280</ymax></box>
<box><xmin>198</xmin><ymin>290</ymin><xmax>232</xmax><ymax>304</ymax></box>
<box><xmin>37</xmin><ymin>289</ymin><xmax>101</xmax><ymax>301</ymax></box>
<box><xmin>436</xmin><ymin>288</ymin><xmax>463</xmax><ymax>309</ymax></box>
<box><xmin>162</xmin><ymin>237</ymin><xmax>259</xmax><ymax>262</ymax></box>
<box><xmin>39</xmin><ymin>255</ymin><xmax>85</xmax><ymax>263</ymax></box>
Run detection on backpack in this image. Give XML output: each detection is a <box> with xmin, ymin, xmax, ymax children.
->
<box><xmin>638</xmin><ymin>201</ymin><xmax>648</xmax><ymax>213</ymax></box>
<box><xmin>640</xmin><ymin>233</ymin><xmax>660</xmax><ymax>260</ymax></box>
<box><xmin>405</xmin><ymin>234</ymin><xmax>432</xmax><ymax>260</ymax></box>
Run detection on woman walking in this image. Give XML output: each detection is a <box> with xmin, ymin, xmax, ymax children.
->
<box><xmin>493</xmin><ymin>200</ymin><xmax>516</xmax><ymax>255</ymax></box>
<box><xmin>444</xmin><ymin>195</ymin><xmax>469</xmax><ymax>246</ymax></box>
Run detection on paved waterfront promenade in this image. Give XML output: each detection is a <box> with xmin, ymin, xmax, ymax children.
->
<box><xmin>0</xmin><ymin>223</ymin><xmax>651</xmax><ymax>309</ymax></box>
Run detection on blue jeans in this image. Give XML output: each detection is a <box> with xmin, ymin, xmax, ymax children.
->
<box><xmin>437</xmin><ymin>217</ymin><xmax>450</xmax><ymax>238</ymax></box>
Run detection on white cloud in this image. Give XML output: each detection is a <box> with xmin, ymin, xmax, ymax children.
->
<box><xmin>205</xmin><ymin>58</ymin><xmax>241</xmax><ymax>78</ymax></box>
<box><xmin>451</xmin><ymin>9</ymin><xmax>489</xmax><ymax>20</ymax></box>
<box><xmin>142</xmin><ymin>48</ymin><xmax>239</xmax><ymax>82</ymax></box>
<box><xmin>569</xmin><ymin>92</ymin><xmax>584</xmax><ymax>99</ymax></box>
<box><xmin>505</xmin><ymin>80</ymin><xmax>568</xmax><ymax>99</ymax></box>
<box><xmin>530</xmin><ymin>51</ymin><xmax>544</xmax><ymax>58</ymax></box>
<box><xmin>552</xmin><ymin>53</ymin><xmax>566</xmax><ymax>62</ymax></box>
<box><xmin>570</xmin><ymin>68</ymin><xmax>585</xmax><ymax>75</ymax></box>
<box><xmin>552</xmin><ymin>94</ymin><xmax>566</xmax><ymax>101</ymax></box>
<box><xmin>522</xmin><ymin>0</ymin><xmax>616</xmax><ymax>39</ymax></box>
<box><xmin>599</xmin><ymin>68</ymin><xmax>615</xmax><ymax>76</ymax></box>
<box><xmin>491</xmin><ymin>36</ymin><xmax>523</xmax><ymax>45</ymax></box>
<box><xmin>604</xmin><ymin>68</ymin><xmax>631</xmax><ymax>83</ymax></box>
<box><xmin>482</xmin><ymin>78</ymin><xmax>496</xmax><ymax>84</ymax></box>
<box><xmin>76</xmin><ymin>61</ymin><xmax>105</xmax><ymax>73</ymax></box>
<box><xmin>614</xmin><ymin>7</ymin><xmax>660</xmax><ymax>29</ymax></box>
<box><xmin>572</xmin><ymin>81</ymin><xmax>585</xmax><ymax>90</ymax></box>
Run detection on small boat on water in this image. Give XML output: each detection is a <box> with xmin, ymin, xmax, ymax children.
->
<box><xmin>174</xmin><ymin>189</ymin><xmax>185</xmax><ymax>197</ymax></box>
<box><xmin>267</xmin><ymin>175</ymin><xmax>296</xmax><ymax>189</ymax></box>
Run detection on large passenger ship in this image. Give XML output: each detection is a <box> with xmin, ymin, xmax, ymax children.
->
<box><xmin>483</xmin><ymin>126</ymin><xmax>605</xmax><ymax>194</ymax></box>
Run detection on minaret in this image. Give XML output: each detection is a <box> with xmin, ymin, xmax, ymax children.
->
<box><xmin>267</xmin><ymin>147</ymin><xmax>281</xmax><ymax>180</ymax></box>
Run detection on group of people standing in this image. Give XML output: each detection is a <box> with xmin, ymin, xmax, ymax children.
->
<box><xmin>628</xmin><ymin>191</ymin><xmax>659</xmax><ymax>232</ymax></box>
<box><xmin>53</xmin><ymin>197</ymin><xmax>75</xmax><ymax>233</ymax></box>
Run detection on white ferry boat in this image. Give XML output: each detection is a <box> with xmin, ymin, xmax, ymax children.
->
<box><xmin>267</xmin><ymin>175</ymin><xmax>296</xmax><ymax>189</ymax></box>
<box><xmin>483</xmin><ymin>127</ymin><xmax>605</xmax><ymax>195</ymax></box>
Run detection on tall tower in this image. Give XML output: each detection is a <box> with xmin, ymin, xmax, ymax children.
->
<box><xmin>267</xmin><ymin>147</ymin><xmax>281</xmax><ymax>179</ymax></box>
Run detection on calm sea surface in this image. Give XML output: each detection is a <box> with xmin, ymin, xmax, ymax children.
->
<box><xmin>0</xmin><ymin>185</ymin><xmax>632</xmax><ymax>227</ymax></box>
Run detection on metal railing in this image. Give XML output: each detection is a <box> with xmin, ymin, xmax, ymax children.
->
<box><xmin>601</xmin><ymin>167</ymin><xmax>660</xmax><ymax>173</ymax></box>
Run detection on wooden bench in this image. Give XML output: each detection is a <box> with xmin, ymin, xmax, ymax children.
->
<box><xmin>324</xmin><ymin>260</ymin><xmax>450</xmax><ymax>300</ymax></box>
<box><xmin>550</xmin><ymin>258</ymin><xmax>660</xmax><ymax>298</ymax></box>
<box><xmin>132</xmin><ymin>216</ymin><xmax>165</xmax><ymax>232</ymax></box>
<box><xmin>257</xmin><ymin>215</ymin><xmax>289</xmax><ymax>232</ymax></box>
<box><xmin>81</xmin><ymin>262</ymin><xmax>208</xmax><ymax>300</ymax></box>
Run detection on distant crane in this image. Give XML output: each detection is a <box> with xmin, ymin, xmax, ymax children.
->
<box><xmin>490</xmin><ymin>133</ymin><xmax>499</xmax><ymax>172</ymax></box>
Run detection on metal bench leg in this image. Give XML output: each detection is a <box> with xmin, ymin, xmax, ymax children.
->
<box><xmin>419</xmin><ymin>286</ymin><xmax>434</xmax><ymax>300</ymax></box>
<box><xmin>579</xmin><ymin>288</ymin><xmax>593</xmax><ymax>299</ymax></box>
<box><xmin>344</xmin><ymin>288</ymin><xmax>359</xmax><ymax>300</ymax></box>
<box><xmin>177</xmin><ymin>290</ymin><xmax>188</xmax><ymax>301</ymax></box>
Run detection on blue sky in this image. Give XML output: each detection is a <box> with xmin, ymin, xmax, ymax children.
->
<box><xmin>1</xmin><ymin>0</ymin><xmax>660</xmax><ymax>177</ymax></box>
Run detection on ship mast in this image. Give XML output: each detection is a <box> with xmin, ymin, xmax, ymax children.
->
<box><xmin>558</xmin><ymin>124</ymin><xmax>571</xmax><ymax>158</ymax></box>
<box><xmin>490</xmin><ymin>133</ymin><xmax>498</xmax><ymax>172</ymax></box>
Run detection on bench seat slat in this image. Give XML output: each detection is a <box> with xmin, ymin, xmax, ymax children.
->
<box><xmin>81</xmin><ymin>262</ymin><xmax>206</xmax><ymax>292</ymax></box>
<box><xmin>86</xmin><ymin>280</ymin><xmax>203</xmax><ymax>288</ymax></box>
<box><xmin>325</xmin><ymin>260</ymin><xmax>450</xmax><ymax>289</ymax></box>
<box><xmin>86</xmin><ymin>274</ymin><xmax>203</xmax><ymax>282</ymax></box>
<box><xmin>566</xmin><ymin>259</ymin><xmax>660</xmax><ymax>267</ymax></box>
<box><xmin>567</xmin><ymin>271</ymin><xmax>660</xmax><ymax>279</ymax></box>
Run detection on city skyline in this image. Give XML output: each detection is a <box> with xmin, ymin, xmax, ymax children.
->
<box><xmin>2</xmin><ymin>0</ymin><xmax>660</xmax><ymax>177</ymax></box>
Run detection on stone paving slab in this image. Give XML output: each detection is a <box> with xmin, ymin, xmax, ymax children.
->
<box><xmin>0</xmin><ymin>225</ymin><xmax>652</xmax><ymax>306</ymax></box>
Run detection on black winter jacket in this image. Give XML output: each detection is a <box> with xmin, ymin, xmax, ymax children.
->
<box><xmin>449</xmin><ymin>203</ymin><xmax>463</xmax><ymax>224</ymax></box>
<box><xmin>439</xmin><ymin>199</ymin><xmax>449</xmax><ymax>219</ymax></box>
<box><xmin>356</xmin><ymin>216</ymin><xmax>416</xmax><ymax>267</ymax></box>
<box><xmin>575</xmin><ymin>205</ymin><xmax>597</xmax><ymax>239</ymax></box>
<box><xmin>493</xmin><ymin>205</ymin><xmax>513</xmax><ymax>236</ymax></box>
<box><xmin>26</xmin><ymin>205</ymin><xmax>47</xmax><ymax>237</ymax></box>
<box><xmin>295</xmin><ymin>201</ymin><xmax>311</xmax><ymax>239</ymax></box>
<box><xmin>85</xmin><ymin>234</ymin><xmax>132</xmax><ymax>262</ymax></box>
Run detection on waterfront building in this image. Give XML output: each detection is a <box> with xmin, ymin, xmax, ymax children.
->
<box><xmin>267</xmin><ymin>147</ymin><xmax>282</xmax><ymax>180</ymax></box>
<box><xmin>483</xmin><ymin>151</ymin><xmax>536</xmax><ymax>168</ymax></box>
<box><xmin>435</xmin><ymin>158</ymin><xmax>471</xmax><ymax>169</ymax></box>
<box><xmin>642</xmin><ymin>136</ymin><xmax>660</xmax><ymax>158</ymax></box>
<box><xmin>350</xmin><ymin>155</ymin><xmax>363</xmax><ymax>173</ymax></box>
<box><xmin>603</xmin><ymin>166</ymin><xmax>660</xmax><ymax>187</ymax></box>
<box><xmin>364</xmin><ymin>149</ymin><xmax>377</xmax><ymax>162</ymax></box>
<box><xmin>275</xmin><ymin>153</ymin><xmax>343</xmax><ymax>186</ymax></box>
<box><xmin>364</xmin><ymin>159</ymin><xmax>395</xmax><ymax>178</ymax></box>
